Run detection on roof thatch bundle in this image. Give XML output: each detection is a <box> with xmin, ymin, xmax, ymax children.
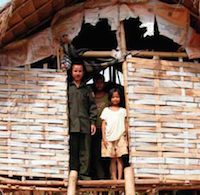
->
<box><xmin>0</xmin><ymin>1</ymin><xmax>14</xmax><ymax>44</ymax></box>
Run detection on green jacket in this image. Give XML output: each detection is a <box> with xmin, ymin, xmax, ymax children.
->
<box><xmin>68</xmin><ymin>82</ymin><xmax>97</xmax><ymax>134</ymax></box>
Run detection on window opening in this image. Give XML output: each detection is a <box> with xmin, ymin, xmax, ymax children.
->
<box><xmin>124</xmin><ymin>17</ymin><xmax>181</xmax><ymax>52</ymax></box>
<box><xmin>72</xmin><ymin>19</ymin><xmax>118</xmax><ymax>51</ymax></box>
<box><xmin>31</xmin><ymin>56</ymin><xmax>57</xmax><ymax>69</ymax></box>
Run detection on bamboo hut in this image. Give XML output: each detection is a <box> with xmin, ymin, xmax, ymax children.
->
<box><xmin>0</xmin><ymin>0</ymin><xmax>200</xmax><ymax>194</ymax></box>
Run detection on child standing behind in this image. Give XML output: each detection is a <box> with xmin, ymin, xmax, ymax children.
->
<box><xmin>91</xmin><ymin>74</ymin><xmax>109</xmax><ymax>180</ymax></box>
<box><xmin>100</xmin><ymin>88</ymin><xmax>129</xmax><ymax>180</ymax></box>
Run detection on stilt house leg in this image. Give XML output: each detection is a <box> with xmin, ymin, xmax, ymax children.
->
<box><xmin>67</xmin><ymin>170</ymin><xmax>78</xmax><ymax>195</ymax></box>
<box><xmin>124</xmin><ymin>166</ymin><xmax>136</xmax><ymax>195</ymax></box>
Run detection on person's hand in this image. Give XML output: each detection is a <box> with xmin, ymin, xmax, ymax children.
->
<box><xmin>91</xmin><ymin>124</ymin><xmax>96</xmax><ymax>135</ymax></box>
<box><xmin>103</xmin><ymin>138</ymin><xmax>108</xmax><ymax>149</ymax></box>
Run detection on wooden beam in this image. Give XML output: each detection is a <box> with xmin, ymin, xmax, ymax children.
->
<box><xmin>81</xmin><ymin>51</ymin><xmax>188</xmax><ymax>58</ymax></box>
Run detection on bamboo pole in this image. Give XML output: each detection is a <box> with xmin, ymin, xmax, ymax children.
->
<box><xmin>81</xmin><ymin>51</ymin><xmax>188</xmax><ymax>58</ymax></box>
<box><xmin>0</xmin><ymin>176</ymin><xmax>67</xmax><ymax>186</ymax></box>
<box><xmin>1</xmin><ymin>183</ymin><xmax>200</xmax><ymax>192</ymax></box>
<box><xmin>120</xmin><ymin>21</ymin><xmax>127</xmax><ymax>56</ymax></box>
<box><xmin>0</xmin><ymin>177</ymin><xmax>125</xmax><ymax>187</ymax></box>
<box><xmin>82</xmin><ymin>51</ymin><xmax>114</xmax><ymax>58</ymax></box>
<box><xmin>0</xmin><ymin>185</ymin><xmax>67</xmax><ymax>192</ymax></box>
<box><xmin>130</xmin><ymin>51</ymin><xmax>188</xmax><ymax>58</ymax></box>
<box><xmin>67</xmin><ymin>170</ymin><xmax>78</xmax><ymax>195</ymax></box>
<box><xmin>124</xmin><ymin>166</ymin><xmax>136</xmax><ymax>195</ymax></box>
<box><xmin>2</xmin><ymin>184</ymin><xmax>200</xmax><ymax>193</ymax></box>
<box><xmin>1</xmin><ymin>176</ymin><xmax>200</xmax><ymax>189</ymax></box>
<box><xmin>78</xmin><ymin>180</ymin><xmax>125</xmax><ymax>186</ymax></box>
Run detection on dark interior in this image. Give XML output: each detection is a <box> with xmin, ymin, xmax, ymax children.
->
<box><xmin>73</xmin><ymin>17</ymin><xmax>181</xmax><ymax>52</ymax></box>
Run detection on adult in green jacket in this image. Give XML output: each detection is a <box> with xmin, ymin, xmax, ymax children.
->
<box><xmin>68</xmin><ymin>63</ymin><xmax>97</xmax><ymax>180</ymax></box>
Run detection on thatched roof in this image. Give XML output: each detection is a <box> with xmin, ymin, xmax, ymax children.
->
<box><xmin>0</xmin><ymin>0</ymin><xmax>199</xmax><ymax>49</ymax></box>
<box><xmin>0</xmin><ymin>0</ymin><xmax>85</xmax><ymax>48</ymax></box>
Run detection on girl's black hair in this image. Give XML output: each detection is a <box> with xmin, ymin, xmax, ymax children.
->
<box><xmin>108</xmin><ymin>88</ymin><xmax>122</xmax><ymax>106</ymax></box>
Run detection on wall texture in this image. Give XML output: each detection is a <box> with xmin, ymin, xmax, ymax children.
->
<box><xmin>0</xmin><ymin>67</ymin><xmax>69</xmax><ymax>179</ymax></box>
<box><xmin>123</xmin><ymin>57</ymin><xmax>200</xmax><ymax>183</ymax></box>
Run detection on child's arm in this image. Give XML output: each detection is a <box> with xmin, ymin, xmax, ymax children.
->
<box><xmin>125</xmin><ymin>117</ymin><xmax>129</xmax><ymax>147</ymax></box>
<box><xmin>102</xmin><ymin>120</ymin><xmax>107</xmax><ymax>148</ymax></box>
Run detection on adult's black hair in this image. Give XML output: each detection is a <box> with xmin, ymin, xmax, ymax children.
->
<box><xmin>93</xmin><ymin>73</ymin><xmax>105</xmax><ymax>83</ymax></box>
<box><xmin>72</xmin><ymin>60</ymin><xmax>86</xmax><ymax>71</ymax></box>
<box><xmin>108</xmin><ymin>88</ymin><xmax>122</xmax><ymax>106</ymax></box>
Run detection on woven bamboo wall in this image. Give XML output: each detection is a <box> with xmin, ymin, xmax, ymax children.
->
<box><xmin>123</xmin><ymin>57</ymin><xmax>200</xmax><ymax>183</ymax></box>
<box><xmin>0</xmin><ymin>67</ymin><xmax>69</xmax><ymax>179</ymax></box>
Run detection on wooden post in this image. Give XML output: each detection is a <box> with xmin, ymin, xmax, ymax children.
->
<box><xmin>43</xmin><ymin>63</ymin><xmax>48</xmax><ymax>69</ymax></box>
<box><xmin>120</xmin><ymin>21</ymin><xmax>127</xmax><ymax>56</ymax></box>
<box><xmin>57</xmin><ymin>47</ymin><xmax>61</xmax><ymax>70</ymax></box>
<box><xmin>124</xmin><ymin>166</ymin><xmax>136</xmax><ymax>195</ymax></box>
<box><xmin>25</xmin><ymin>64</ymin><xmax>31</xmax><ymax>71</ymax></box>
<box><xmin>67</xmin><ymin>170</ymin><xmax>78</xmax><ymax>195</ymax></box>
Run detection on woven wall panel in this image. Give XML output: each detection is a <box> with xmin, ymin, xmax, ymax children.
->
<box><xmin>0</xmin><ymin>68</ymin><xmax>69</xmax><ymax>179</ymax></box>
<box><xmin>123</xmin><ymin>57</ymin><xmax>200</xmax><ymax>183</ymax></box>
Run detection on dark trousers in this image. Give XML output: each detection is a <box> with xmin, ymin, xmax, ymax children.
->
<box><xmin>69</xmin><ymin>133</ymin><xmax>91</xmax><ymax>179</ymax></box>
<box><xmin>91</xmin><ymin>128</ymin><xmax>105</xmax><ymax>179</ymax></box>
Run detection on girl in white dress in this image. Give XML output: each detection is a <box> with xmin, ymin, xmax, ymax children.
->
<box><xmin>100</xmin><ymin>88</ymin><xmax>129</xmax><ymax>180</ymax></box>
